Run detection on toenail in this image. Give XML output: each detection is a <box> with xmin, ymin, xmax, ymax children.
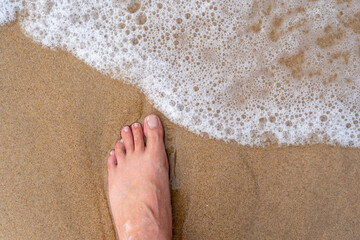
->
<box><xmin>110</xmin><ymin>150</ymin><xmax>114</xmax><ymax>155</ymax></box>
<box><xmin>117</xmin><ymin>139</ymin><xmax>123</xmax><ymax>143</ymax></box>
<box><xmin>147</xmin><ymin>115</ymin><xmax>159</xmax><ymax>129</ymax></box>
<box><xmin>133</xmin><ymin>123</ymin><xmax>140</xmax><ymax>128</ymax></box>
<box><xmin>123</xmin><ymin>126</ymin><xmax>130</xmax><ymax>132</ymax></box>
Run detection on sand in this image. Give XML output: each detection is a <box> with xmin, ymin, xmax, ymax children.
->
<box><xmin>0</xmin><ymin>21</ymin><xmax>359</xmax><ymax>239</ymax></box>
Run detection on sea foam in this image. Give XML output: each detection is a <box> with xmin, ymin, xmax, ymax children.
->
<box><xmin>2</xmin><ymin>0</ymin><xmax>360</xmax><ymax>146</ymax></box>
<box><xmin>0</xmin><ymin>0</ymin><xmax>22</xmax><ymax>25</ymax></box>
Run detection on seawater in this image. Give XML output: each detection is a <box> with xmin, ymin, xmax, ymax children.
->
<box><xmin>1</xmin><ymin>0</ymin><xmax>359</xmax><ymax>147</ymax></box>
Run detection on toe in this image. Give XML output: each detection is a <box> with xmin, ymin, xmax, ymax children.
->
<box><xmin>121</xmin><ymin>126</ymin><xmax>134</xmax><ymax>153</ymax></box>
<box><xmin>115</xmin><ymin>139</ymin><xmax>126</xmax><ymax>160</ymax></box>
<box><xmin>131</xmin><ymin>122</ymin><xmax>145</xmax><ymax>152</ymax></box>
<box><xmin>107</xmin><ymin>150</ymin><xmax>117</xmax><ymax>169</ymax></box>
<box><xmin>144</xmin><ymin>114</ymin><xmax>165</xmax><ymax>153</ymax></box>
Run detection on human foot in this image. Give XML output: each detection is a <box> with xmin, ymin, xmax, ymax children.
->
<box><xmin>107</xmin><ymin>114</ymin><xmax>172</xmax><ymax>240</ymax></box>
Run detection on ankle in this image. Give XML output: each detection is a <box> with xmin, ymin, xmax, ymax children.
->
<box><xmin>116</xmin><ymin>220</ymin><xmax>164</xmax><ymax>240</ymax></box>
<box><xmin>115</xmin><ymin>207</ymin><xmax>164</xmax><ymax>240</ymax></box>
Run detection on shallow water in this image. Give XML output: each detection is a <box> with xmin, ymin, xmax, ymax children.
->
<box><xmin>2</xmin><ymin>0</ymin><xmax>359</xmax><ymax>146</ymax></box>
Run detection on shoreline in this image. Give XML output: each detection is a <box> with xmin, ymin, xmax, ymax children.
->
<box><xmin>1</xmin><ymin>21</ymin><xmax>359</xmax><ymax>239</ymax></box>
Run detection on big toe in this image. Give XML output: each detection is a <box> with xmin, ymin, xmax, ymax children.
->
<box><xmin>144</xmin><ymin>114</ymin><xmax>165</xmax><ymax>153</ymax></box>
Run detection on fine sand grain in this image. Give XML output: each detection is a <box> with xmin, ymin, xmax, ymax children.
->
<box><xmin>1</xmin><ymin>21</ymin><xmax>359</xmax><ymax>239</ymax></box>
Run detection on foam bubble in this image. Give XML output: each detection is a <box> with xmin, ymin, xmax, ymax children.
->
<box><xmin>2</xmin><ymin>0</ymin><xmax>360</xmax><ymax>147</ymax></box>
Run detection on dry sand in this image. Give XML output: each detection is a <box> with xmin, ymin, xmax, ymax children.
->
<box><xmin>1</xmin><ymin>21</ymin><xmax>359</xmax><ymax>239</ymax></box>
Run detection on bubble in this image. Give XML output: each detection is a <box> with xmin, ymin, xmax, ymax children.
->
<box><xmin>216</xmin><ymin>123</ymin><xmax>223</xmax><ymax>131</ymax></box>
<box><xmin>269</xmin><ymin>116</ymin><xmax>276</xmax><ymax>123</ymax></box>
<box><xmin>320</xmin><ymin>115</ymin><xmax>328</xmax><ymax>122</ymax></box>
<box><xmin>118</xmin><ymin>23</ymin><xmax>126</xmax><ymax>29</ymax></box>
<box><xmin>259</xmin><ymin>117</ymin><xmax>267</xmax><ymax>123</ymax></box>
<box><xmin>135</xmin><ymin>13</ymin><xmax>147</xmax><ymax>25</ymax></box>
<box><xmin>131</xmin><ymin>37</ymin><xmax>139</xmax><ymax>45</ymax></box>
<box><xmin>127</xmin><ymin>0</ymin><xmax>141</xmax><ymax>13</ymax></box>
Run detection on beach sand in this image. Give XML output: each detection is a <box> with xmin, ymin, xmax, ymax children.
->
<box><xmin>1</xmin><ymin>21</ymin><xmax>359</xmax><ymax>239</ymax></box>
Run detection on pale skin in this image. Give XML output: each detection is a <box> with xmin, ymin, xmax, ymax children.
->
<box><xmin>107</xmin><ymin>114</ymin><xmax>172</xmax><ymax>240</ymax></box>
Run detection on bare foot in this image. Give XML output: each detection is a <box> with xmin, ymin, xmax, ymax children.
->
<box><xmin>107</xmin><ymin>114</ymin><xmax>172</xmax><ymax>240</ymax></box>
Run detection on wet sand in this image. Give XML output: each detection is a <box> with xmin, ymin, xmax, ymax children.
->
<box><xmin>1</xmin><ymin>21</ymin><xmax>359</xmax><ymax>239</ymax></box>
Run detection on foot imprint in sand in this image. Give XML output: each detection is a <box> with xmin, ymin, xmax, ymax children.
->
<box><xmin>107</xmin><ymin>114</ymin><xmax>172</xmax><ymax>240</ymax></box>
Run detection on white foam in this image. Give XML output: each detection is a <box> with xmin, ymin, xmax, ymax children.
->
<box><xmin>0</xmin><ymin>0</ymin><xmax>22</xmax><ymax>26</ymax></box>
<box><xmin>2</xmin><ymin>0</ymin><xmax>360</xmax><ymax>146</ymax></box>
